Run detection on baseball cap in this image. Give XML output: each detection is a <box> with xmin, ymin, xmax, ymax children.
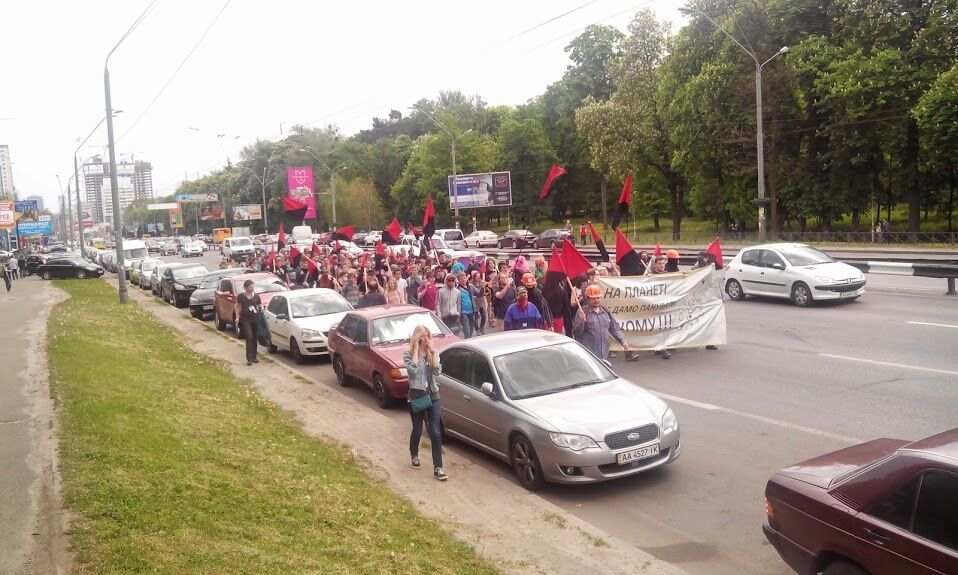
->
<box><xmin>516</xmin><ymin>286</ymin><xmax>528</xmax><ymax>297</ymax></box>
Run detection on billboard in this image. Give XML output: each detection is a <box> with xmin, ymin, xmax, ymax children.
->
<box><xmin>0</xmin><ymin>202</ymin><xmax>14</xmax><ymax>229</ymax></box>
<box><xmin>16</xmin><ymin>219</ymin><xmax>53</xmax><ymax>236</ymax></box>
<box><xmin>232</xmin><ymin>204</ymin><xmax>262</xmax><ymax>221</ymax></box>
<box><xmin>199</xmin><ymin>204</ymin><xmax>225</xmax><ymax>221</ymax></box>
<box><xmin>175</xmin><ymin>192</ymin><xmax>219</xmax><ymax>202</ymax></box>
<box><xmin>147</xmin><ymin>202</ymin><xmax>179</xmax><ymax>211</ymax></box>
<box><xmin>287</xmin><ymin>167</ymin><xmax>316</xmax><ymax>219</ymax></box>
<box><xmin>15</xmin><ymin>200</ymin><xmax>40</xmax><ymax>223</ymax></box>
<box><xmin>447</xmin><ymin>172</ymin><xmax>512</xmax><ymax>209</ymax></box>
<box><xmin>169</xmin><ymin>206</ymin><xmax>184</xmax><ymax>228</ymax></box>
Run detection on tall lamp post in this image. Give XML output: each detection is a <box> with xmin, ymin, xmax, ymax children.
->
<box><xmin>681</xmin><ymin>7</ymin><xmax>787</xmax><ymax>241</ymax></box>
<box><xmin>411</xmin><ymin>105</ymin><xmax>460</xmax><ymax>227</ymax></box>
<box><xmin>56</xmin><ymin>175</ymin><xmax>73</xmax><ymax>246</ymax></box>
<box><xmin>299</xmin><ymin>147</ymin><xmax>345</xmax><ymax>230</ymax></box>
<box><xmin>74</xmin><ymin>110</ymin><xmax>122</xmax><ymax>258</ymax></box>
<box><xmin>243</xmin><ymin>164</ymin><xmax>269</xmax><ymax>232</ymax></box>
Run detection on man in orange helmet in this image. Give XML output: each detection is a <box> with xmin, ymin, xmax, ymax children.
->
<box><xmin>573</xmin><ymin>284</ymin><xmax>639</xmax><ymax>361</ymax></box>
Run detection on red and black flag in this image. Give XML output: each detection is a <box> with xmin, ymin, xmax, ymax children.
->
<box><xmin>382</xmin><ymin>217</ymin><xmax>403</xmax><ymax>245</ymax></box>
<box><xmin>282</xmin><ymin>194</ymin><xmax>308</xmax><ymax>224</ymax></box>
<box><xmin>560</xmin><ymin>238</ymin><xmax>592</xmax><ymax>280</ymax></box>
<box><xmin>422</xmin><ymin>195</ymin><xmax>436</xmax><ymax>244</ymax></box>
<box><xmin>706</xmin><ymin>237</ymin><xmax>724</xmax><ymax>269</ymax></box>
<box><xmin>611</xmin><ymin>171</ymin><xmax>632</xmax><ymax>230</ymax></box>
<box><xmin>653</xmin><ymin>242</ymin><xmax>661</xmax><ymax>258</ymax></box>
<box><xmin>375</xmin><ymin>241</ymin><xmax>387</xmax><ymax>270</ymax></box>
<box><xmin>615</xmin><ymin>229</ymin><xmax>643</xmax><ymax>276</ymax></box>
<box><xmin>589</xmin><ymin>222</ymin><xmax>609</xmax><ymax>262</ymax></box>
<box><xmin>277</xmin><ymin>223</ymin><xmax>286</xmax><ymax>250</ymax></box>
<box><xmin>410</xmin><ymin>226</ymin><xmax>423</xmax><ymax>238</ymax></box>
<box><xmin>544</xmin><ymin>245</ymin><xmax>566</xmax><ymax>290</ymax></box>
<box><xmin>289</xmin><ymin>245</ymin><xmax>302</xmax><ymax>268</ymax></box>
<box><xmin>539</xmin><ymin>164</ymin><xmax>567</xmax><ymax>199</ymax></box>
<box><xmin>332</xmin><ymin>225</ymin><xmax>354</xmax><ymax>243</ymax></box>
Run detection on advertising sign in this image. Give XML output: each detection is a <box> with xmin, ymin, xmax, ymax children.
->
<box><xmin>147</xmin><ymin>202</ymin><xmax>179</xmax><ymax>211</ymax></box>
<box><xmin>14</xmin><ymin>200</ymin><xmax>40</xmax><ymax>223</ymax></box>
<box><xmin>447</xmin><ymin>172</ymin><xmax>512</xmax><ymax>209</ymax></box>
<box><xmin>175</xmin><ymin>192</ymin><xmax>219</xmax><ymax>202</ymax></box>
<box><xmin>199</xmin><ymin>204</ymin><xmax>225</xmax><ymax>221</ymax></box>
<box><xmin>169</xmin><ymin>206</ymin><xmax>184</xmax><ymax>228</ymax></box>
<box><xmin>80</xmin><ymin>202</ymin><xmax>94</xmax><ymax>228</ymax></box>
<box><xmin>0</xmin><ymin>202</ymin><xmax>14</xmax><ymax>229</ymax></box>
<box><xmin>231</xmin><ymin>204</ymin><xmax>262</xmax><ymax>221</ymax></box>
<box><xmin>287</xmin><ymin>167</ymin><xmax>316</xmax><ymax>219</ymax></box>
<box><xmin>16</xmin><ymin>219</ymin><xmax>54</xmax><ymax>236</ymax></box>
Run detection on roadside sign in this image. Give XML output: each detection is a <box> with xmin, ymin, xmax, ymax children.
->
<box><xmin>447</xmin><ymin>172</ymin><xmax>512</xmax><ymax>209</ymax></box>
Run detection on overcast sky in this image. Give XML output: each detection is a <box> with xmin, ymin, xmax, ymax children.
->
<box><xmin>0</xmin><ymin>0</ymin><xmax>686</xmax><ymax>212</ymax></box>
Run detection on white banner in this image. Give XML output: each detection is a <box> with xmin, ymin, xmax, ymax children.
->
<box><xmin>596</xmin><ymin>266</ymin><xmax>727</xmax><ymax>350</ymax></box>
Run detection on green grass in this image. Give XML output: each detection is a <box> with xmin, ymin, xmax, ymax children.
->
<box><xmin>48</xmin><ymin>279</ymin><xmax>498</xmax><ymax>575</ymax></box>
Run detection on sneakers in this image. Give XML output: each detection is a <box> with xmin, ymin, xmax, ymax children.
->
<box><xmin>411</xmin><ymin>456</ymin><xmax>421</xmax><ymax>469</ymax></box>
<box><xmin>626</xmin><ymin>352</ymin><xmax>640</xmax><ymax>362</ymax></box>
<box><xmin>246</xmin><ymin>361</ymin><xmax>252</xmax><ymax>366</ymax></box>
<box><xmin>434</xmin><ymin>467</ymin><xmax>448</xmax><ymax>481</ymax></box>
<box><xmin>252</xmin><ymin>358</ymin><xmax>260</xmax><ymax>363</ymax></box>
<box><xmin>705</xmin><ymin>345</ymin><xmax>718</xmax><ymax>351</ymax></box>
<box><xmin>661</xmin><ymin>350</ymin><xmax>672</xmax><ymax>360</ymax></box>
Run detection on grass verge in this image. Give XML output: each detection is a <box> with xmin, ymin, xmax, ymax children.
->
<box><xmin>48</xmin><ymin>279</ymin><xmax>498</xmax><ymax>574</ymax></box>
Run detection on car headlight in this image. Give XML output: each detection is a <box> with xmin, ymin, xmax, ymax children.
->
<box><xmin>174</xmin><ymin>282</ymin><xmax>186</xmax><ymax>289</ymax></box>
<box><xmin>389</xmin><ymin>367</ymin><xmax>408</xmax><ymax>379</ymax></box>
<box><xmin>661</xmin><ymin>408</ymin><xmax>678</xmax><ymax>433</ymax></box>
<box><xmin>814</xmin><ymin>276</ymin><xmax>835</xmax><ymax>285</ymax></box>
<box><xmin>549</xmin><ymin>432</ymin><xmax>599</xmax><ymax>451</ymax></box>
<box><xmin>301</xmin><ymin>328</ymin><xmax>324</xmax><ymax>340</ymax></box>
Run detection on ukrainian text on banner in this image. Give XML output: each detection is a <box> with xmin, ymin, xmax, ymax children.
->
<box><xmin>596</xmin><ymin>266</ymin><xmax>726</xmax><ymax>350</ymax></box>
<box><xmin>287</xmin><ymin>167</ymin><xmax>316</xmax><ymax>219</ymax></box>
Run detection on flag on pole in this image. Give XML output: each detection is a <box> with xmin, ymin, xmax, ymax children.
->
<box><xmin>615</xmin><ymin>229</ymin><xmax>643</xmax><ymax>276</ymax></box>
<box><xmin>277</xmin><ymin>223</ymin><xmax>286</xmax><ymax>250</ymax></box>
<box><xmin>653</xmin><ymin>242</ymin><xmax>661</xmax><ymax>258</ymax></box>
<box><xmin>560</xmin><ymin>238</ymin><xmax>592</xmax><ymax>280</ymax></box>
<box><xmin>332</xmin><ymin>225</ymin><xmax>354</xmax><ymax>242</ymax></box>
<box><xmin>544</xmin><ymin>245</ymin><xmax>566</xmax><ymax>290</ymax></box>
<box><xmin>282</xmin><ymin>194</ymin><xmax>308</xmax><ymax>223</ymax></box>
<box><xmin>382</xmin><ymin>218</ymin><xmax>403</xmax><ymax>245</ymax></box>
<box><xmin>539</xmin><ymin>164</ymin><xmax>567</xmax><ymax>199</ymax></box>
<box><xmin>289</xmin><ymin>246</ymin><xmax>302</xmax><ymax>268</ymax></box>
<box><xmin>706</xmin><ymin>238</ymin><xmax>724</xmax><ymax>269</ymax></box>
<box><xmin>611</xmin><ymin>171</ymin><xmax>632</xmax><ymax>230</ymax></box>
<box><xmin>589</xmin><ymin>222</ymin><xmax>609</xmax><ymax>262</ymax></box>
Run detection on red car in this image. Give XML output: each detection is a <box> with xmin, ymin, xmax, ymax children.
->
<box><xmin>213</xmin><ymin>272</ymin><xmax>289</xmax><ymax>336</ymax></box>
<box><xmin>764</xmin><ymin>428</ymin><xmax>958</xmax><ymax>575</ymax></box>
<box><xmin>327</xmin><ymin>304</ymin><xmax>458</xmax><ymax>409</ymax></box>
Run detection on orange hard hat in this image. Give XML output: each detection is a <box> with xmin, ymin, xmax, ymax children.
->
<box><xmin>521</xmin><ymin>272</ymin><xmax>537</xmax><ymax>287</ymax></box>
<box><xmin>666</xmin><ymin>249</ymin><xmax>680</xmax><ymax>259</ymax></box>
<box><xmin>585</xmin><ymin>284</ymin><xmax>602</xmax><ymax>298</ymax></box>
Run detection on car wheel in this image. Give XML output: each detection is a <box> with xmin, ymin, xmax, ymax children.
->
<box><xmin>41</xmin><ymin>271</ymin><xmax>52</xmax><ymax>280</ymax></box>
<box><xmin>725</xmin><ymin>279</ymin><xmax>745</xmax><ymax>301</ymax></box>
<box><xmin>333</xmin><ymin>356</ymin><xmax>352</xmax><ymax>387</ymax></box>
<box><xmin>373</xmin><ymin>375</ymin><xmax>393</xmax><ymax>409</ymax></box>
<box><xmin>215</xmin><ymin>314</ymin><xmax>227</xmax><ymax>331</ymax></box>
<box><xmin>791</xmin><ymin>282</ymin><xmax>812</xmax><ymax>307</ymax></box>
<box><xmin>511</xmin><ymin>435</ymin><xmax>545</xmax><ymax>491</ymax></box>
<box><xmin>823</xmin><ymin>561</ymin><xmax>869</xmax><ymax>575</ymax></box>
<box><xmin>497</xmin><ymin>240</ymin><xmax>504</xmax><ymax>249</ymax></box>
<box><xmin>76</xmin><ymin>270</ymin><xmax>86</xmax><ymax>279</ymax></box>
<box><xmin>289</xmin><ymin>338</ymin><xmax>307</xmax><ymax>364</ymax></box>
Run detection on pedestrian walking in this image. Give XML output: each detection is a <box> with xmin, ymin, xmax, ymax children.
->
<box><xmin>436</xmin><ymin>274</ymin><xmax>462</xmax><ymax>335</ymax></box>
<box><xmin>234</xmin><ymin>279</ymin><xmax>263</xmax><ymax>366</ymax></box>
<box><xmin>1</xmin><ymin>263</ymin><xmax>10</xmax><ymax>292</ymax></box>
<box><xmin>579</xmin><ymin>224</ymin><xmax>587</xmax><ymax>245</ymax></box>
<box><xmin>573</xmin><ymin>284</ymin><xmax>638</xmax><ymax>361</ymax></box>
<box><xmin>503</xmin><ymin>286</ymin><xmax>543</xmax><ymax>330</ymax></box>
<box><xmin>6</xmin><ymin>256</ymin><xmax>19</xmax><ymax>281</ymax></box>
<box><xmin>404</xmin><ymin>325</ymin><xmax>447</xmax><ymax>481</ymax></box>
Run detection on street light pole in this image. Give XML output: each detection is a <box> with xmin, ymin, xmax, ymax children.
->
<box><xmin>680</xmin><ymin>7</ymin><xmax>787</xmax><ymax>241</ymax></box>
<box><xmin>74</xmin><ymin>111</ymin><xmax>122</xmax><ymax>258</ymax></box>
<box><xmin>244</xmin><ymin>164</ymin><xmax>269</xmax><ymax>232</ymax></box>
<box><xmin>299</xmin><ymin>147</ymin><xmax>344</xmax><ymax>230</ymax></box>
<box><xmin>412</xmin><ymin>105</ymin><xmax>459</xmax><ymax>227</ymax></box>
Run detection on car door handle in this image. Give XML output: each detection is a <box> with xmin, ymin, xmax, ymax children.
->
<box><xmin>864</xmin><ymin>528</ymin><xmax>890</xmax><ymax>546</ymax></box>
<box><xmin>463</xmin><ymin>395</ymin><xmax>471</xmax><ymax>402</ymax></box>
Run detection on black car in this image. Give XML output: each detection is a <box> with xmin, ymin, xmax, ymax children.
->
<box><xmin>532</xmin><ymin>228</ymin><xmax>575</xmax><ymax>249</ymax></box>
<box><xmin>160</xmin><ymin>264</ymin><xmax>210</xmax><ymax>307</ymax></box>
<box><xmin>188</xmin><ymin>268</ymin><xmax>251</xmax><ymax>318</ymax></box>
<box><xmin>36</xmin><ymin>257</ymin><xmax>104</xmax><ymax>280</ymax></box>
<box><xmin>23</xmin><ymin>254</ymin><xmax>47</xmax><ymax>276</ymax></box>
<box><xmin>497</xmin><ymin>230</ymin><xmax>537</xmax><ymax>249</ymax></box>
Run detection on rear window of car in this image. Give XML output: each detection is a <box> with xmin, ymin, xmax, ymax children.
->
<box><xmin>443</xmin><ymin>231</ymin><xmax>463</xmax><ymax>241</ymax></box>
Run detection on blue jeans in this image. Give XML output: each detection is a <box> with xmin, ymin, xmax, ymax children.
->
<box><xmin>409</xmin><ymin>398</ymin><xmax>443</xmax><ymax>469</ymax></box>
<box><xmin>460</xmin><ymin>312</ymin><xmax>476</xmax><ymax>339</ymax></box>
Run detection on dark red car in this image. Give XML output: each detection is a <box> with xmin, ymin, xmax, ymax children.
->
<box><xmin>213</xmin><ymin>272</ymin><xmax>288</xmax><ymax>336</ymax></box>
<box><xmin>764</xmin><ymin>428</ymin><xmax>958</xmax><ymax>575</ymax></box>
<box><xmin>327</xmin><ymin>304</ymin><xmax>458</xmax><ymax>409</ymax></box>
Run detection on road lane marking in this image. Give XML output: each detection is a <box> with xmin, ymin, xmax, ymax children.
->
<box><xmin>906</xmin><ymin>321</ymin><xmax>958</xmax><ymax>329</ymax></box>
<box><xmin>820</xmin><ymin>353</ymin><xmax>958</xmax><ymax>377</ymax></box>
<box><xmin>650</xmin><ymin>392</ymin><xmax>863</xmax><ymax>444</ymax></box>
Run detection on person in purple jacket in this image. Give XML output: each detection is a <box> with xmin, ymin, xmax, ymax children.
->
<box><xmin>503</xmin><ymin>286</ymin><xmax>543</xmax><ymax>330</ymax></box>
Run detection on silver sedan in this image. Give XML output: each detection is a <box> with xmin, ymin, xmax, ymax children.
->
<box><xmin>437</xmin><ymin>331</ymin><xmax>680</xmax><ymax>490</ymax></box>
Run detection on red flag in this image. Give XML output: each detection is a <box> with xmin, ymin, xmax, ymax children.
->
<box><xmin>332</xmin><ymin>225</ymin><xmax>354</xmax><ymax>242</ymax></box>
<box><xmin>560</xmin><ymin>238</ymin><xmax>592</xmax><ymax>279</ymax></box>
<box><xmin>653</xmin><ymin>243</ymin><xmax>661</xmax><ymax>258</ymax></box>
<box><xmin>410</xmin><ymin>226</ymin><xmax>423</xmax><ymax>238</ymax></box>
<box><xmin>360</xmin><ymin>252</ymin><xmax>368</xmax><ymax>270</ymax></box>
<box><xmin>278</xmin><ymin>223</ymin><xmax>286</xmax><ymax>249</ymax></box>
<box><xmin>422</xmin><ymin>196</ymin><xmax>436</xmax><ymax>241</ymax></box>
<box><xmin>544</xmin><ymin>245</ymin><xmax>566</xmax><ymax>289</ymax></box>
<box><xmin>312</xmin><ymin>241</ymin><xmax>322</xmax><ymax>255</ymax></box>
<box><xmin>383</xmin><ymin>217</ymin><xmax>403</xmax><ymax>245</ymax></box>
<box><xmin>265</xmin><ymin>242</ymin><xmax>276</xmax><ymax>270</ymax></box>
<box><xmin>306</xmin><ymin>255</ymin><xmax>318</xmax><ymax>273</ymax></box>
<box><xmin>611</xmin><ymin>171</ymin><xmax>632</xmax><ymax>229</ymax></box>
<box><xmin>588</xmin><ymin>222</ymin><xmax>609</xmax><ymax>262</ymax></box>
<box><xmin>539</xmin><ymin>164</ymin><xmax>567</xmax><ymax>199</ymax></box>
<box><xmin>706</xmin><ymin>238</ymin><xmax>724</xmax><ymax>269</ymax></box>
<box><xmin>479</xmin><ymin>257</ymin><xmax>487</xmax><ymax>275</ymax></box>
<box><xmin>376</xmin><ymin>240</ymin><xmax>385</xmax><ymax>257</ymax></box>
<box><xmin>615</xmin><ymin>229</ymin><xmax>642</xmax><ymax>276</ymax></box>
<box><xmin>289</xmin><ymin>245</ymin><xmax>302</xmax><ymax>267</ymax></box>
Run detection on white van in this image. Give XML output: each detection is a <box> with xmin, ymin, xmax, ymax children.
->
<box><xmin>222</xmin><ymin>236</ymin><xmax>255</xmax><ymax>259</ymax></box>
<box><xmin>433</xmin><ymin>228</ymin><xmax>465</xmax><ymax>250</ymax></box>
<box><xmin>120</xmin><ymin>240</ymin><xmax>150</xmax><ymax>276</ymax></box>
<box><xmin>291</xmin><ymin>225</ymin><xmax>313</xmax><ymax>241</ymax></box>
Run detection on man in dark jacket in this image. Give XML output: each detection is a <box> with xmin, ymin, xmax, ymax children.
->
<box><xmin>521</xmin><ymin>273</ymin><xmax>553</xmax><ymax>330</ymax></box>
<box><xmin>357</xmin><ymin>279</ymin><xmax>387</xmax><ymax>308</ymax></box>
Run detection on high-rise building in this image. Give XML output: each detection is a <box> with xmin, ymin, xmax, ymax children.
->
<box><xmin>0</xmin><ymin>145</ymin><xmax>14</xmax><ymax>199</ymax></box>
<box><xmin>82</xmin><ymin>155</ymin><xmax>153</xmax><ymax>222</ymax></box>
<box><xmin>23</xmin><ymin>194</ymin><xmax>45</xmax><ymax>212</ymax></box>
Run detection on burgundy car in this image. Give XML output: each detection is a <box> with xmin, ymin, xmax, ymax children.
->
<box><xmin>213</xmin><ymin>272</ymin><xmax>288</xmax><ymax>336</ymax></box>
<box><xmin>327</xmin><ymin>305</ymin><xmax>458</xmax><ymax>409</ymax></box>
<box><xmin>764</xmin><ymin>428</ymin><xmax>958</xmax><ymax>575</ymax></box>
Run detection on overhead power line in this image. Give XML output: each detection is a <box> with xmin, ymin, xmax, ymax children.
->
<box><xmin>508</xmin><ymin>0</ymin><xmax>603</xmax><ymax>40</ymax></box>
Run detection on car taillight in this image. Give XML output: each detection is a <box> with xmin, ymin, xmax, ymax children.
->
<box><xmin>765</xmin><ymin>499</ymin><xmax>774</xmax><ymax>520</ymax></box>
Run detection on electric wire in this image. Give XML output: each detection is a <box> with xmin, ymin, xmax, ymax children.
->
<box><xmin>508</xmin><ymin>0</ymin><xmax>603</xmax><ymax>40</ymax></box>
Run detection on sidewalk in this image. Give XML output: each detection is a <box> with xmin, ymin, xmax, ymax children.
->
<box><xmin>121</xmin><ymin>279</ymin><xmax>689</xmax><ymax>575</ymax></box>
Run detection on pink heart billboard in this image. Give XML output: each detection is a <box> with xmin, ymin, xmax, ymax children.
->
<box><xmin>286</xmin><ymin>167</ymin><xmax>316</xmax><ymax>219</ymax></box>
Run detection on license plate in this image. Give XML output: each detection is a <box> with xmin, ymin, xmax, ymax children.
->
<box><xmin>616</xmin><ymin>443</ymin><xmax>660</xmax><ymax>464</ymax></box>
<box><xmin>203</xmin><ymin>305</ymin><xmax>214</xmax><ymax>310</ymax></box>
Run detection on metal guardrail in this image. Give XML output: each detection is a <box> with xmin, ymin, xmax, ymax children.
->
<box><xmin>845</xmin><ymin>261</ymin><xmax>958</xmax><ymax>295</ymax></box>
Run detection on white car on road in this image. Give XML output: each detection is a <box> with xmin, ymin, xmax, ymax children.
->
<box><xmin>181</xmin><ymin>242</ymin><xmax>204</xmax><ymax>257</ymax></box>
<box><xmin>363</xmin><ymin>231</ymin><xmax>382</xmax><ymax>246</ymax></box>
<box><xmin>263</xmin><ymin>288</ymin><xmax>354</xmax><ymax>363</ymax></box>
<box><xmin>465</xmin><ymin>230</ymin><xmax>499</xmax><ymax>248</ymax></box>
<box><xmin>724</xmin><ymin>243</ymin><xmax>865</xmax><ymax>307</ymax></box>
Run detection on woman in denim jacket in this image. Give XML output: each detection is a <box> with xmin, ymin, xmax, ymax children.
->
<box><xmin>404</xmin><ymin>325</ymin><xmax>447</xmax><ymax>481</ymax></box>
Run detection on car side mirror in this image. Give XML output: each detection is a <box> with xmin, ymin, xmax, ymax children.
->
<box><xmin>770</xmin><ymin>262</ymin><xmax>785</xmax><ymax>270</ymax></box>
<box><xmin>480</xmin><ymin>382</ymin><xmax>495</xmax><ymax>397</ymax></box>
<box><xmin>275</xmin><ymin>313</ymin><xmax>288</xmax><ymax>321</ymax></box>
<box><xmin>355</xmin><ymin>342</ymin><xmax>368</xmax><ymax>350</ymax></box>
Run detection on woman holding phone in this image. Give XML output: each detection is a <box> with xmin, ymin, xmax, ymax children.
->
<box><xmin>403</xmin><ymin>325</ymin><xmax>447</xmax><ymax>481</ymax></box>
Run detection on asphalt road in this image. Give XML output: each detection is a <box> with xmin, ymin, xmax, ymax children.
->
<box><xmin>152</xmin><ymin>250</ymin><xmax>958</xmax><ymax>575</ymax></box>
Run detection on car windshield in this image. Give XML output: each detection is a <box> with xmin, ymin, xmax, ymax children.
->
<box><xmin>779</xmin><ymin>246</ymin><xmax>836</xmax><ymax>267</ymax></box>
<box><xmin>493</xmin><ymin>342</ymin><xmax>616</xmax><ymax>400</ymax></box>
<box><xmin>141</xmin><ymin>261</ymin><xmax>160</xmax><ymax>272</ymax></box>
<box><xmin>232</xmin><ymin>238</ymin><xmax>252</xmax><ymax>246</ymax></box>
<box><xmin>370</xmin><ymin>312</ymin><xmax>449</xmax><ymax>345</ymax></box>
<box><xmin>290</xmin><ymin>293</ymin><xmax>351</xmax><ymax>318</ymax></box>
<box><xmin>173</xmin><ymin>267</ymin><xmax>208</xmax><ymax>279</ymax></box>
<box><xmin>200</xmin><ymin>277</ymin><xmax>221</xmax><ymax>288</ymax></box>
<box><xmin>125</xmin><ymin>247</ymin><xmax>149</xmax><ymax>259</ymax></box>
<box><xmin>251</xmin><ymin>278</ymin><xmax>286</xmax><ymax>294</ymax></box>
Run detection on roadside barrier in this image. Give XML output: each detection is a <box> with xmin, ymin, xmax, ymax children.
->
<box><xmin>846</xmin><ymin>261</ymin><xmax>958</xmax><ymax>295</ymax></box>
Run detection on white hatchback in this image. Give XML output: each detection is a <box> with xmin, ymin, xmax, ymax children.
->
<box><xmin>724</xmin><ymin>243</ymin><xmax>865</xmax><ymax>307</ymax></box>
<box><xmin>465</xmin><ymin>230</ymin><xmax>499</xmax><ymax>248</ymax></box>
<box><xmin>263</xmin><ymin>289</ymin><xmax>354</xmax><ymax>363</ymax></box>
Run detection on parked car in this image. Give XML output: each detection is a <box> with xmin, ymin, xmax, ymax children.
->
<box><xmin>146</xmin><ymin>240</ymin><xmax>162</xmax><ymax>254</ymax></box>
<box><xmin>327</xmin><ymin>305</ymin><xmax>458</xmax><ymax>409</ymax></box>
<box><xmin>263</xmin><ymin>288</ymin><xmax>353</xmax><ymax>364</ymax></box>
<box><xmin>497</xmin><ymin>230</ymin><xmax>537</xmax><ymax>249</ymax></box>
<box><xmin>188</xmin><ymin>268</ymin><xmax>251</xmax><ymax>318</ymax></box>
<box><xmin>351</xmin><ymin>231</ymin><xmax>368</xmax><ymax>245</ymax></box>
<box><xmin>150</xmin><ymin>262</ymin><xmax>185</xmax><ymax>296</ymax></box>
<box><xmin>23</xmin><ymin>254</ymin><xmax>48</xmax><ymax>276</ymax></box>
<box><xmin>192</xmin><ymin>239</ymin><xmax>209</xmax><ymax>252</ymax></box>
<box><xmin>132</xmin><ymin>258</ymin><xmax>162</xmax><ymax>287</ymax></box>
<box><xmin>433</xmin><ymin>228</ymin><xmax>466</xmax><ymax>250</ymax></box>
<box><xmin>724</xmin><ymin>243</ymin><xmax>866</xmax><ymax>307</ymax></box>
<box><xmin>213</xmin><ymin>272</ymin><xmax>289</xmax><ymax>336</ymax></box>
<box><xmin>222</xmin><ymin>236</ymin><xmax>255</xmax><ymax>260</ymax></box>
<box><xmin>180</xmin><ymin>241</ymin><xmax>204</xmax><ymax>258</ymax></box>
<box><xmin>330</xmin><ymin>241</ymin><xmax>365</xmax><ymax>257</ymax></box>
<box><xmin>101</xmin><ymin>251</ymin><xmax>117</xmax><ymax>273</ymax></box>
<box><xmin>363</xmin><ymin>231</ymin><xmax>382</xmax><ymax>246</ymax></box>
<box><xmin>465</xmin><ymin>230</ymin><xmax>499</xmax><ymax>248</ymax></box>
<box><xmin>436</xmin><ymin>331</ymin><xmax>679</xmax><ymax>490</ymax></box>
<box><xmin>533</xmin><ymin>228</ymin><xmax>575</xmax><ymax>249</ymax></box>
<box><xmin>160</xmin><ymin>264</ymin><xmax>210</xmax><ymax>307</ymax></box>
<box><xmin>252</xmin><ymin>240</ymin><xmax>269</xmax><ymax>255</ymax></box>
<box><xmin>764</xmin><ymin>428</ymin><xmax>958</xmax><ymax>575</ymax></box>
<box><xmin>36</xmin><ymin>257</ymin><xmax>105</xmax><ymax>280</ymax></box>
<box><xmin>161</xmin><ymin>242</ymin><xmax>178</xmax><ymax>256</ymax></box>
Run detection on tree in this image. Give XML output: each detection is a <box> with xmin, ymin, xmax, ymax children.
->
<box><xmin>914</xmin><ymin>63</ymin><xmax>958</xmax><ymax>231</ymax></box>
<box><xmin>495</xmin><ymin>117</ymin><xmax>557</xmax><ymax>227</ymax></box>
